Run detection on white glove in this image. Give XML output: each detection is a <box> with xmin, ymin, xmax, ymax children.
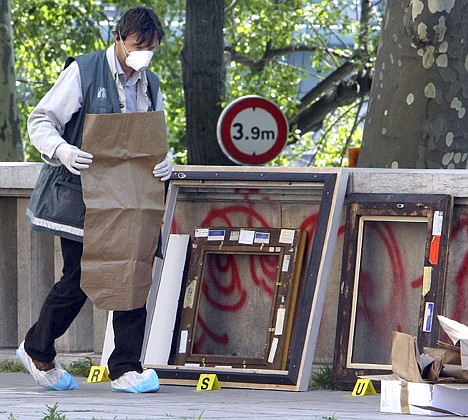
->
<box><xmin>55</xmin><ymin>143</ymin><xmax>93</xmax><ymax>176</ymax></box>
<box><xmin>153</xmin><ymin>156</ymin><xmax>173</xmax><ymax>182</ymax></box>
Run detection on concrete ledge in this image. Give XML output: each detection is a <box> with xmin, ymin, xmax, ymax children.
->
<box><xmin>4</xmin><ymin>163</ymin><xmax>468</xmax><ymax>197</ymax></box>
<box><xmin>0</xmin><ymin>162</ymin><xmax>103</xmax><ymax>353</ymax></box>
<box><xmin>0</xmin><ymin>162</ymin><xmax>42</xmax><ymax>189</ymax></box>
<box><xmin>349</xmin><ymin>168</ymin><xmax>468</xmax><ymax>197</ymax></box>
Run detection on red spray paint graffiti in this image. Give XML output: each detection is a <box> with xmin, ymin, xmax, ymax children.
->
<box><xmin>446</xmin><ymin>215</ymin><xmax>468</xmax><ymax>322</ymax></box>
<box><xmin>189</xmin><ymin>202</ymin><xmax>314</xmax><ymax>355</ymax></box>
<box><xmin>172</xmin><ymin>198</ymin><xmax>468</xmax><ymax>359</ymax></box>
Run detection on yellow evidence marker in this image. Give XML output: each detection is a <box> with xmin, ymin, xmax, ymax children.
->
<box><xmin>196</xmin><ymin>374</ymin><xmax>221</xmax><ymax>391</ymax></box>
<box><xmin>87</xmin><ymin>366</ymin><xmax>111</xmax><ymax>383</ymax></box>
<box><xmin>352</xmin><ymin>378</ymin><xmax>376</xmax><ymax>396</ymax></box>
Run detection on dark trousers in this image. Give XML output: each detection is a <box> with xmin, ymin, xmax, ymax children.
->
<box><xmin>24</xmin><ymin>237</ymin><xmax>146</xmax><ymax>380</ymax></box>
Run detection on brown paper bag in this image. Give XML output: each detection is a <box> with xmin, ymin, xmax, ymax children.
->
<box><xmin>80</xmin><ymin>111</ymin><xmax>167</xmax><ymax>310</ymax></box>
<box><xmin>391</xmin><ymin>331</ymin><xmax>425</xmax><ymax>383</ymax></box>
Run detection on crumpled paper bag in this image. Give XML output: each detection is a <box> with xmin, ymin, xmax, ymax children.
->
<box><xmin>391</xmin><ymin>331</ymin><xmax>426</xmax><ymax>383</ymax></box>
<box><xmin>80</xmin><ymin>111</ymin><xmax>167</xmax><ymax>310</ymax></box>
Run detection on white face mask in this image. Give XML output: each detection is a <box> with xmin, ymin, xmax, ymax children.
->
<box><xmin>125</xmin><ymin>50</ymin><xmax>154</xmax><ymax>72</ymax></box>
<box><xmin>119</xmin><ymin>33</ymin><xmax>154</xmax><ymax>72</ymax></box>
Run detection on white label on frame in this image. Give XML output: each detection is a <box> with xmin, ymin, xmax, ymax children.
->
<box><xmin>179</xmin><ymin>330</ymin><xmax>188</xmax><ymax>354</ymax></box>
<box><xmin>239</xmin><ymin>229</ymin><xmax>255</xmax><ymax>244</ymax></box>
<box><xmin>194</xmin><ymin>228</ymin><xmax>209</xmax><ymax>238</ymax></box>
<box><xmin>275</xmin><ymin>307</ymin><xmax>286</xmax><ymax>336</ymax></box>
<box><xmin>279</xmin><ymin>229</ymin><xmax>295</xmax><ymax>244</ymax></box>
<box><xmin>268</xmin><ymin>337</ymin><xmax>279</xmax><ymax>363</ymax></box>
<box><xmin>432</xmin><ymin>211</ymin><xmax>443</xmax><ymax>236</ymax></box>
<box><xmin>282</xmin><ymin>255</ymin><xmax>291</xmax><ymax>272</ymax></box>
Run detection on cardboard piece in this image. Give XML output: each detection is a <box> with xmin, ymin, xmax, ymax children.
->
<box><xmin>80</xmin><ymin>111</ymin><xmax>167</xmax><ymax>310</ymax></box>
<box><xmin>391</xmin><ymin>330</ymin><xmax>467</xmax><ymax>383</ymax></box>
<box><xmin>380</xmin><ymin>378</ymin><xmax>468</xmax><ymax>416</ymax></box>
<box><xmin>368</xmin><ymin>322</ymin><xmax>468</xmax><ymax>416</ymax></box>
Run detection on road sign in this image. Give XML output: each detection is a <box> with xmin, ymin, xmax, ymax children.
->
<box><xmin>217</xmin><ymin>96</ymin><xmax>289</xmax><ymax>165</ymax></box>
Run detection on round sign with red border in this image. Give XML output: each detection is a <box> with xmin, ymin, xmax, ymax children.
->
<box><xmin>217</xmin><ymin>95</ymin><xmax>289</xmax><ymax>165</ymax></box>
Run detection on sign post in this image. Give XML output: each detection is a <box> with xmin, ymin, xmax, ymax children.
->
<box><xmin>217</xmin><ymin>95</ymin><xmax>289</xmax><ymax>165</ymax></box>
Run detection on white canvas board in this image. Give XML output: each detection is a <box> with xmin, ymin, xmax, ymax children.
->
<box><xmin>143</xmin><ymin>234</ymin><xmax>190</xmax><ymax>365</ymax></box>
<box><xmin>100</xmin><ymin>311</ymin><xmax>114</xmax><ymax>367</ymax></box>
<box><xmin>101</xmin><ymin>234</ymin><xmax>190</xmax><ymax>367</ymax></box>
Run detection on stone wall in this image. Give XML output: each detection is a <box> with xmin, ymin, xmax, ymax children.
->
<box><xmin>0</xmin><ymin>163</ymin><xmax>106</xmax><ymax>352</ymax></box>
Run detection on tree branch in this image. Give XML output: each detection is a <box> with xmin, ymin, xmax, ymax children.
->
<box><xmin>224</xmin><ymin>43</ymin><xmax>349</xmax><ymax>71</ymax></box>
<box><xmin>293</xmin><ymin>71</ymin><xmax>372</xmax><ymax>134</ymax></box>
<box><xmin>289</xmin><ymin>1</ymin><xmax>377</xmax><ymax>136</ymax></box>
<box><xmin>293</xmin><ymin>60</ymin><xmax>356</xmax><ymax>119</ymax></box>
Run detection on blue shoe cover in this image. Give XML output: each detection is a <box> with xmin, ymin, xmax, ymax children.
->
<box><xmin>111</xmin><ymin>369</ymin><xmax>160</xmax><ymax>393</ymax></box>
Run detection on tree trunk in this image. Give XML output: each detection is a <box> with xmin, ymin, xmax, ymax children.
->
<box><xmin>182</xmin><ymin>0</ymin><xmax>234</xmax><ymax>165</ymax></box>
<box><xmin>0</xmin><ymin>0</ymin><xmax>24</xmax><ymax>162</ymax></box>
<box><xmin>359</xmin><ymin>0</ymin><xmax>468</xmax><ymax>169</ymax></box>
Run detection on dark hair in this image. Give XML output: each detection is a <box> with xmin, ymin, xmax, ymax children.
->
<box><xmin>115</xmin><ymin>7</ymin><xmax>165</xmax><ymax>46</ymax></box>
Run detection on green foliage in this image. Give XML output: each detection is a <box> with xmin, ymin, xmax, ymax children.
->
<box><xmin>11</xmin><ymin>0</ymin><xmax>186</xmax><ymax>161</ymax></box>
<box><xmin>0</xmin><ymin>359</ymin><xmax>27</xmax><ymax>373</ymax></box>
<box><xmin>147</xmin><ymin>0</ymin><xmax>186</xmax><ymax>156</ymax></box>
<box><xmin>309</xmin><ymin>364</ymin><xmax>333</xmax><ymax>390</ymax></box>
<box><xmin>11</xmin><ymin>0</ymin><xmax>382</xmax><ymax>166</ymax></box>
<box><xmin>0</xmin><ymin>356</ymin><xmax>94</xmax><ymax>377</ymax></box>
<box><xmin>312</xmin><ymin>102</ymin><xmax>364</xmax><ymax>167</ymax></box>
<box><xmin>63</xmin><ymin>357</ymin><xmax>94</xmax><ymax>377</ymax></box>
<box><xmin>42</xmin><ymin>403</ymin><xmax>67</xmax><ymax>420</ymax></box>
<box><xmin>181</xmin><ymin>411</ymin><xmax>204</xmax><ymax>420</ymax></box>
<box><xmin>223</xmin><ymin>0</ymin><xmax>382</xmax><ymax>166</ymax></box>
<box><xmin>12</xmin><ymin>0</ymin><xmax>110</xmax><ymax>161</ymax></box>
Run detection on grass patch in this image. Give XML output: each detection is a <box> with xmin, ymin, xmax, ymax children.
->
<box><xmin>309</xmin><ymin>364</ymin><xmax>333</xmax><ymax>390</ymax></box>
<box><xmin>7</xmin><ymin>403</ymin><xmax>70</xmax><ymax>420</ymax></box>
<box><xmin>0</xmin><ymin>359</ymin><xmax>27</xmax><ymax>373</ymax></box>
<box><xmin>0</xmin><ymin>356</ymin><xmax>95</xmax><ymax>378</ymax></box>
<box><xmin>63</xmin><ymin>357</ymin><xmax>94</xmax><ymax>377</ymax></box>
<box><xmin>42</xmin><ymin>403</ymin><xmax>67</xmax><ymax>420</ymax></box>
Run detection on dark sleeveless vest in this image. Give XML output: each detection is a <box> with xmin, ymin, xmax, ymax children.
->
<box><xmin>26</xmin><ymin>50</ymin><xmax>160</xmax><ymax>242</ymax></box>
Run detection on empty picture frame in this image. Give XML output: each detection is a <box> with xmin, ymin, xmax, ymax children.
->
<box><xmin>142</xmin><ymin>167</ymin><xmax>348</xmax><ymax>391</ymax></box>
<box><xmin>174</xmin><ymin>227</ymin><xmax>307</xmax><ymax>371</ymax></box>
<box><xmin>332</xmin><ymin>193</ymin><xmax>453</xmax><ymax>390</ymax></box>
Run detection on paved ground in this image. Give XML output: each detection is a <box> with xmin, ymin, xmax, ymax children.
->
<box><xmin>0</xmin><ymin>351</ymin><xmax>460</xmax><ymax>419</ymax></box>
<box><xmin>0</xmin><ymin>372</ymin><xmax>397</xmax><ymax>419</ymax></box>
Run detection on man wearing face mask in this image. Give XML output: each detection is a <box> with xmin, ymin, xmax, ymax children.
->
<box><xmin>16</xmin><ymin>7</ymin><xmax>170</xmax><ymax>393</ymax></box>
